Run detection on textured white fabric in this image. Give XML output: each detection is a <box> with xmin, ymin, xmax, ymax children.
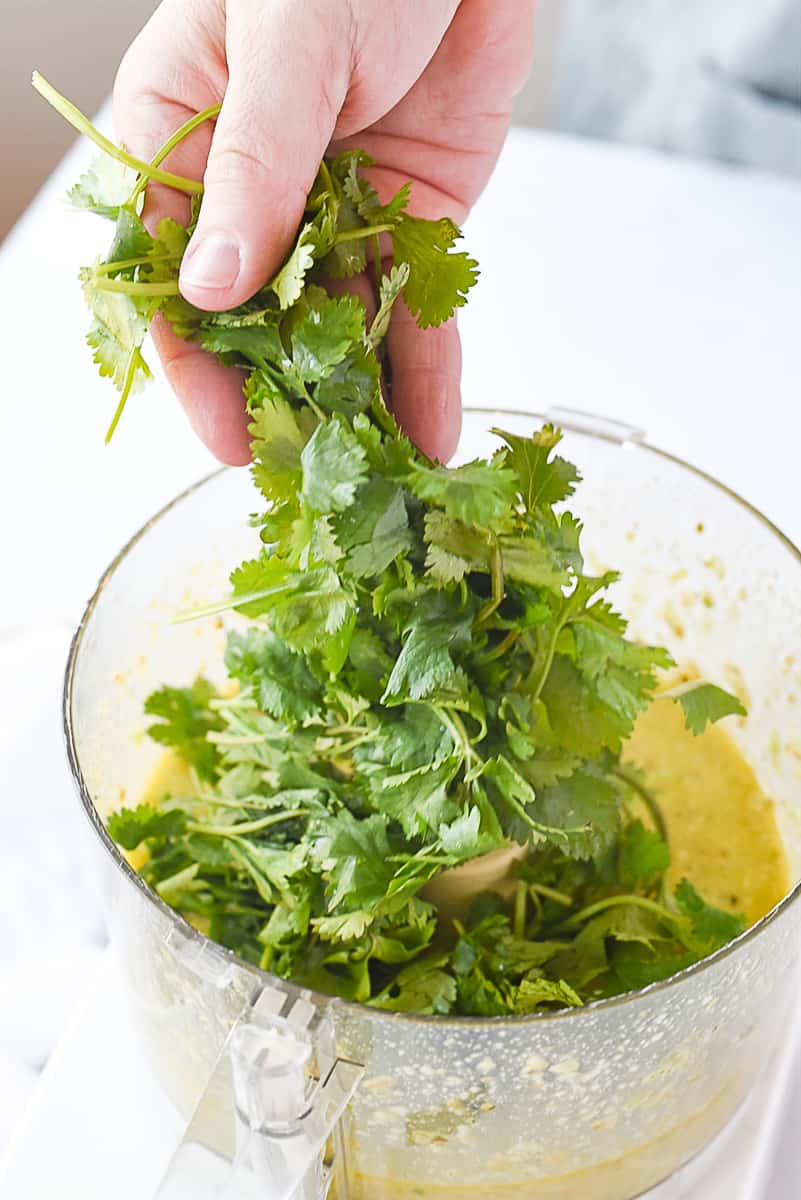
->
<box><xmin>0</xmin><ymin>629</ymin><xmax>108</xmax><ymax>1151</ymax></box>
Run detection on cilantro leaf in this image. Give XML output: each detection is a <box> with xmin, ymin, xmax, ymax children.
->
<box><xmin>368</xmin><ymin>264</ymin><xmax>410</xmax><ymax>349</ymax></box>
<box><xmin>494</xmin><ymin>424</ymin><xmax>581</xmax><ymax>509</ymax></box>
<box><xmin>371</xmin><ymin>954</ymin><xmax>456</xmax><ymax>1014</ymax></box>
<box><xmin>344</xmin><ymin>628</ymin><xmax>395</xmax><ymax>701</ymax></box>
<box><xmin>144</xmin><ymin>678</ymin><xmax>223</xmax><ymax>781</ymax></box>
<box><xmin>536</xmin><ymin>772</ymin><xmax>620</xmax><ymax>861</ymax></box>
<box><xmin>82</xmin><ymin>283</ymin><xmax>151</xmax><ymax>391</ymax></box>
<box><xmin>666</xmin><ymin>681</ymin><xmax>747</xmax><ymax>735</ymax></box>
<box><xmin>312</xmin><ymin>909</ymin><xmax>373</xmax><ymax>942</ymax></box>
<box><xmin>618</xmin><ymin>820</ymin><xmax>671</xmax><ymax>889</ymax></box>
<box><xmin>268</xmin><ymin>567</ymin><xmax>355</xmax><ymax>649</ymax></box>
<box><xmin>674</xmin><ymin>879</ymin><xmax>746</xmax><ymax>952</ymax></box>
<box><xmin>320</xmin><ymin>810</ymin><xmax>395</xmax><ymax>913</ymax></box>
<box><xmin>541</xmin><ymin>655</ymin><xmax>633</xmax><ymax>758</ymax></box>
<box><xmin>106</xmin><ymin>209</ymin><xmax>154</xmax><ymax>263</ymax></box>
<box><xmin>514</xmin><ymin>977</ymin><xmax>582</xmax><ymax>1011</ymax></box>
<box><xmin>248</xmin><ymin>396</ymin><xmax>306</xmax><ymax>505</ymax></box>
<box><xmin>424</xmin><ymin>510</ymin><xmax>484</xmax><ymax>583</ymax></box>
<box><xmin>382</xmin><ymin>592</ymin><xmax>473</xmax><ymax>704</ymax></box>
<box><xmin>315</xmin><ymin>342</ymin><xmax>380</xmax><ymax>418</ymax></box>
<box><xmin>408</xmin><ymin>456</ymin><xmax>518</xmax><ymax>525</ymax></box>
<box><xmin>301</xmin><ymin>416</ymin><xmax>369</xmax><ymax>513</ymax></box>
<box><xmin>107</xmin><ymin>803</ymin><xmax>187</xmax><ymax>850</ymax></box>
<box><xmin>571</xmin><ymin>617</ymin><xmax>673</xmax><ymax>682</ymax></box>
<box><xmin>67</xmin><ymin>153</ymin><xmax>138</xmax><ymax>218</ymax></box>
<box><xmin>335</xmin><ymin>479</ymin><xmax>413</xmax><ymax>577</ymax></box>
<box><xmin>369</xmin><ymin>757</ymin><xmax>462</xmax><ymax>840</ymax></box>
<box><xmin>290</xmin><ymin>293</ymin><xmax>364</xmax><ymax>381</ymax></box>
<box><xmin>201</xmin><ymin>322</ymin><xmax>286</xmax><ymax>375</ymax></box>
<box><xmin>270</xmin><ymin>222</ymin><xmax>318</xmax><ymax>308</ymax></box>
<box><xmin>224</xmin><ymin>629</ymin><xmax>322</xmax><ymax>725</ymax></box>
<box><xmin>358</xmin><ymin>705</ymin><xmax>455</xmax><ymax>775</ymax></box>
<box><xmin>390</xmin><ymin>214</ymin><xmax>479</xmax><ymax>327</ymax></box>
<box><xmin>437</xmin><ymin>806</ymin><xmax>490</xmax><ymax>857</ymax></box>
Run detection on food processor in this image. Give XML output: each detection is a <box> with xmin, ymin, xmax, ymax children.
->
<box><xmin>64</xmin><ymin>407</ymin><xmax>801</xmax><ymax>1200</ymax></box>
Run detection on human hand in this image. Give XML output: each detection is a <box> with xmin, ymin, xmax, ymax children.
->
<box><xmin>114</xmin><ymin>0</ymin><xmax>535</xmax><ymax>464</ymax></box>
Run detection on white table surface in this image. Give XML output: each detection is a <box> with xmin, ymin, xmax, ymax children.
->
<box><xmin>1</xmin><ymin>113</ymin><xmax>800</xmax><ymax>1196</ymax></box>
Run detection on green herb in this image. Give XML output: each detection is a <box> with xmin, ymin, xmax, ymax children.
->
<box><xmin>41</xmin><ymin>77</ymin><xmax>749</xmax><ymax>1013</ymax></box>
<box><xmin>664</xmin><ymin>681</ymin><xmax>747</xmax><ymax>735</ymax></box>
<box><xmin>107</xmin><ymin>804</ymin><xmax>187</xmax><ymax>850</ymax></box>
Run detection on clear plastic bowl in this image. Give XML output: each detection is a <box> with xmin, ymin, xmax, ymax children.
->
<box><xmin>65</xmin><ymin>408</ymin><xmax>801</xmax><ymax>1200</ymax></box>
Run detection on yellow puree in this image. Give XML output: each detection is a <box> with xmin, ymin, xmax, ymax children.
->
<box><xmin>136</xmin><ymin>701</ymin><xmax>791</xmax><ymax>1200</ymax></box>
<box><xmin>625</xmin><ymin>697</ymin><xmax>789</xmax><ymax>923</ymax></box>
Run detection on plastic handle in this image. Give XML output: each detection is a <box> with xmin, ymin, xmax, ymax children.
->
<box><xmin>153</xmin><ymin>979</ymin><xmax>363</xmax><ymax>1200</ymax></box>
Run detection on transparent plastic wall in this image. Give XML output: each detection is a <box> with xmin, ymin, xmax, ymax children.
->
<box><xmin>66</xmin><ymin>410</ymin><xmax>801</xmax><ymax>1200</ymax></box>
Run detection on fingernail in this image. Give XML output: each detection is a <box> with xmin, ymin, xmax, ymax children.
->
<box><xmin>181</xmin><ymin>232</ymin><xmax>241</xmax><ymax>291</ymax></box>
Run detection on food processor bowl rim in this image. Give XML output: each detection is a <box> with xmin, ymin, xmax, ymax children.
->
<box><xmin>64</xmin><ymin>404</ymin><xmax>801</xmax><ymax>1028</ymax></box>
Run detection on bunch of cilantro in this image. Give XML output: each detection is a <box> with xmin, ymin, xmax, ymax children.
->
<box><xmin>41</xmin><ymin>75</ymin><xmax>748</xmax><ymax>1015</ymax></box>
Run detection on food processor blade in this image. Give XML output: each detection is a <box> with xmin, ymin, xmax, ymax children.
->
<box><xmin>153</xmin><ymin>979</ymin><xmax>363</xmax><ymax>1200</ymax></box>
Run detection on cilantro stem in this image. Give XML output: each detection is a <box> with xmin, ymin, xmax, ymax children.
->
<box><xmin>531</xmin><ymin>604</ymin><xmax>575</xmax><ymax>700</ymax></box>
<box><xmin>531</xmin><ymin>631</ymin><xmax>560</xmax><ymax>700</ymax></box>
<box><xmin>475</xmin><ymin>541</ymin><xmax>504</xmax><ymax>628</ymax></box>
<box><xmin>156</xmin><ymin>863</ymin><xmax>199</xmax><ymax>901</ymax></box>
<box><xmin>317</xmin><ymin>159</ymin><xmax>335</xmax><ymax>197</ymax></box>
<box><xmin>326</xmin><ymin>722</ymin><xmax>369</xmax><ymax>736</ymax></box>
<box><xmin>209</xmin><ymin>732</ymin><xmax>271</xmax><ymax>746</ymax></box>
<box><xmin>491</xmin><ymin>787</ymin><xmax>563</xmax><ymax>844</ymax></box>
<box><xmin>371</xmin><ymin>234</ymin><xmax>383</xmax><ymax>294</ymax></box>
<box><xmin>172</xmin><ymin>580</ymin><xmax>297</xmax><ymax>623</ymax></box>
<box><xmin>191</xmin><ymin>792</ymin><xmax>265</xmax><ymax>811</ymax></box>
<box><xmin>557</xmin><ymin>893</ymin><xmax>679</xmax><ymax>930</ymax></box>
<box><xmin>127</xmin><ymin>102</ymin><xmax>221</xmax><ymax>207</ymax></box>
<box><xmin>105</xmin><ymin>346</ymin><xmax>143</xmax><ymax>443</ymax></box>
<box><xmin>529</xmin><ymin>883</ymin><xmax>574</xmax><ymax>907</ymax></box>
<box><xmin>387</xmin><ymin>853</ymin><xmax>453</xmax><ymax>865</ymax></box>
<box><xmin>94</xmin><ymin>253</ymin><xmax>178</xmax><ymax>275</ymax></box>
<box><xmin>450</xmin><ymin>710</ymin><xmax>476</xmax><ymax>758</ymax></box>
<box><xmin>478</xmin><ymin>628</ymin><xmax>518</xmax><ymax>664</ymax></box>
<box><xmin>336</xmin><ymin>733</ymin><xmax>375</xmax><ymax>751</ymax></box>
<box><xmin>513</xmin><ymin>880</ymin><xmax>527</xmax><ymax>938</ymax></box>
<box><xmin>92</xmin><ymin>278</ymin><xmax>181</xmax><ymax>297</ymax></box>
<box><xmin>290</xmin><ymin>374</ymin><xmax>326</xmax><ymax>422</ymax></box>
<box><xmin>436</xmin><ymin>708</ymin><xmax>481</xmax><ymax>770</ymax></box>
<box><xmin>189</xmin><ymin>809</ymin><xmax>309</xmax><ymax>837</ymax></box>
<box><xmin>305</xmin><ymin>393</ymin><xmax>326</xmax><ymax>422</ymax></box>
<box><xmin>614</xmin><ymin>767</ymin><xmax>669</xmax><ymax>845</ymax></box>
<box><xmin>32</xmin><ymin>72</ymin><xmax>204</xmax><ymax>195</ymax></box>
<box><xmin>321</xmin><ymin>732</ymin><xmax>376</xmax><ymax>756</ymax></box>
<box><xmin>333</xmin><ymin>224</ymin><xmax>394</xmax><ymax>246</ymax></box>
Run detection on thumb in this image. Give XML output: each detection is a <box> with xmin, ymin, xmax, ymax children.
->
<box><xmin>180</xmin><ymin>1</ymin><xmax>352</xmax><ymax>311</ymax></box>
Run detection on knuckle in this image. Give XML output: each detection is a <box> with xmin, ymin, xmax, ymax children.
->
<box><xmin>204</xmin><ymin>140</ymin><xmax>275</xmax><ymax>190</ymax></box>
<box><xmin>204</xmin><ymin>137</ymin><xmax>307</xmax><ymax>217</ymax></box>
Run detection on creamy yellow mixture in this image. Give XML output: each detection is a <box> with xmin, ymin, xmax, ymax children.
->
<box><xmin>625</xmin><ymin>697</ymin><xmax>789</xmax><ymax>923</ymax></box>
